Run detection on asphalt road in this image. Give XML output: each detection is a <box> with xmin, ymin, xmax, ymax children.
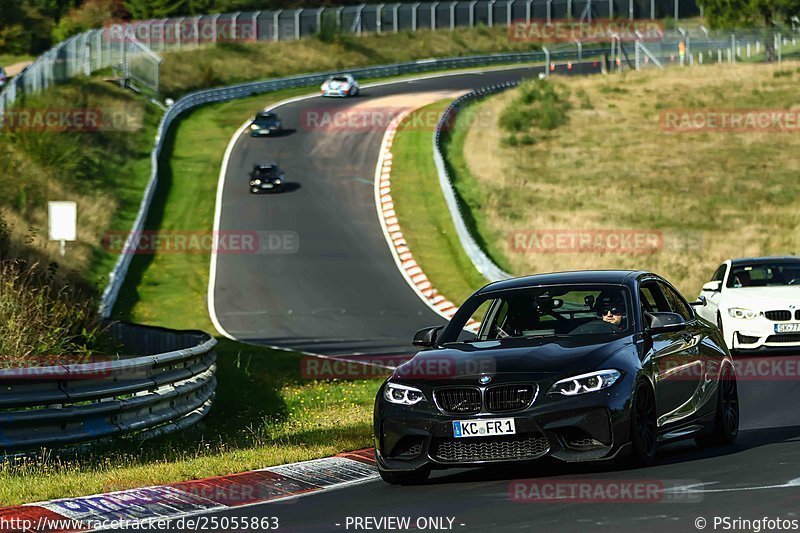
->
<box><xmin>192</xmin><ymin>378</ymin><xmax>800</xmax><ymax>532</ymax></box>
<box><xmin>212</xmin><ymin>65</ymin><xmax>568</xmax><ymax>359</ymax></box>
<box><xmin>208</xmin><ymin>63</ymin><xmax>800</xmax><ymax>531</ymax></box>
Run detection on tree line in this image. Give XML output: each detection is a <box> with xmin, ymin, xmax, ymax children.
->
<box><xmin>1</xmin><ymin>0</ymin><xmax>798</xmax><ymax>59</ymax></box>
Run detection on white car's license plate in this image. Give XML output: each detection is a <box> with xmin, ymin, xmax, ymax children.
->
<box><xmin>453</xmin><ymin>418</ymin><xmax>516</xmax><ymax>438</ymax></box>
<box><xmin>775</xmin><ymin>323</ymin><xmax>800</xmax><ymax>333</ymax></box>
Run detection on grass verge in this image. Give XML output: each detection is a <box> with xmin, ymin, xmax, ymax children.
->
<box><xmin>390</xmin><ymin>101</ymin><xmax>488</xmax><ymax>306</ymax></box>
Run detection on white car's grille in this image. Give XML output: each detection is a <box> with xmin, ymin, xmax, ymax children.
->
<box><xmin>765</xmin><ymin>310</ymin><xmax>792</xmax><ymax>321</ymax></box>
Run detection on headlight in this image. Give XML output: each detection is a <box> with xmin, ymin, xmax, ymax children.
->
<box><xmin>549</xmin><ymin>369</ymin><xmax>622</xmax><ymax>396</ymax></box>
<box><xmin>728</xmin><ymin>308</ymin><xmax>758</xmax><ymax>320</ymax></box>
<box><xmin>253</xmin><ymin>179</ymin><xmax>261</xmax><ymax>185</ymax></box>
<box><xmin>250</xmin><ymin>124</ymin><xmax>258</xmax><ymax>129</ymax></box>
<box><xmin>274</xmin><ymin>179</ymin><xmax>281</xmax><ymax>184</ymax></box>
<box><xmin>384</xmin><ymin>383</ymin><xmax>426</xmax><ymax>405</ymax></box>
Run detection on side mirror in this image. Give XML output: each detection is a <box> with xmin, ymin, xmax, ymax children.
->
<box><xmin>645</xmin><ymin>312</ymin><xmax>687</xmax><ymax>334</ymax></box>
<box><xmin>702</xmin><ymin>280</ymin><xmax>722</xmax><ymax>292</ymax></box>
<box><xmin>412</xmin><ymin>325</ymin><xmax>444</xmax><ymax>348</ymax></box>
<box><xmin>689</xmin><ymin>295</ymin><xmax>707</xmax><ymax>307</ymax></box>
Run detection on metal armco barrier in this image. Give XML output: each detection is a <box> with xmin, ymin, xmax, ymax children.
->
<box><xmin>0</xmin><ymin>323</ymin><xmax>217</xmax><ymax>452</ymax></box>
<box><xmin>98</xmin><ymin>48</ymin><xmax>608</xmax><ymax>317</ymax></box>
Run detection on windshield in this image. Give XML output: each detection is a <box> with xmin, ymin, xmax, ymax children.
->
<box><xmin>443</xmin><ymin>284</ymin><xmax>633</xmax><ymax>344</ymax></box>
<box><xmin>726</xmin><ymin>262</ymin><xmax>800</xmax><ymax>288</ymax></box>
<box><xmin>254</xmin><ymin>114</ymin><xmax>277</xmax><ymax>124</ymax></box>
<box><xmin>330</xmin><ymin>76</ymin><xmax>349</xmax><ymax>82</ymax></box>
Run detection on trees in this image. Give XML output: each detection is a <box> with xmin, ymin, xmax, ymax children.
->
<box><xmin>701</xmin><ymin>0</ymin><xmax>800</xmax><ymax>60</ymax></box>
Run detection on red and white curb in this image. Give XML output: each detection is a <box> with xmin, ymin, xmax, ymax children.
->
<box><xmin>373</xmin><ymin>110</ymin><xmax>479</xmax><ymax>332</ymax></box>
<box><xmin>0</xmin><ymin>449</ymin><xmax>377</xmax><ymax>532</ymax></box>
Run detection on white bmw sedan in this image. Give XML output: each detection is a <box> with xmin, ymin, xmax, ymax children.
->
<box><xmin>696</xmin><ymin>257</ymin><xmax>800</xmax><ymax>352</ymax></box>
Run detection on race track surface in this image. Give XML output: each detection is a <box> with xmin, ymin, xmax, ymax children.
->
<box><xmin>212</xmin><ymin>65</ymin><xmax>558</xmax><ymax>359</ymax></box>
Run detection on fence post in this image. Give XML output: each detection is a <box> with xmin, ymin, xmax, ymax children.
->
<box><xmin>526</xmin><ymin>0</ymin><xmax>533</xmax><ymax>22</ymax></box>
<box><xmin>547</xmin><ymin>0</ymin><xmax>552</xmax><ymax>23</ymax></box>
<box><xmin>273</xmin><ymin>10</ymin><xmax>281</xmax><ymax>41</ymax></box>
<box><xmin>377</xmin><ymin>4</ymin><xmax>384</xmax><ymax>33</ymax></box>
<box><xmin>231</xmin><ymin>12</ymin><xmax>239</xmax><ymax>41</ymax></box>
<box><xmin>212</xmin><ymin>14</ymin><xmax>221</xmax><ymax>43</ymax></box>
<box><xmin>470</xmin><ymin>0</ymin><xmax>477</xmax><ymax>26</ymax></box>
<box><xmin>488</xmin><ymin>0</ymin><xmax>495</xmax><ymax>26</ymax></box>
<box><xmin>650</xmin><ymin>0</ymin><xmax>654</xmax><ymax>20</ymax></box>
<box><xmin>431</xmin><ymin>2</ymin><xmax>438</xmax><ymax>29</ymax></box>
<box><xmin>336</xmin><ymin>6</ymin><xmax>344</xmax><ymax>31</ymax></box>
<box><xmin>543</xmin><ymin>46</ymin><xmax>550</xmax><ymax>76</ymax></box>
<box><xmin>194</xmin><ymin>16</ymin><xmax>200</xmax><ymax>47</ymax></box>
<box><xmin>576</xmin><ymin>40</ymin><xmax>582</xmax><ymax>62</ymax></box>
<box><xmin>253</xmin><ymin>11</ymin><xmax>261</xmax><ymax>42</ymax></box>
<box><xmin>412</xmin><ymin>2</ymin><xmax>420</xmax><ymax>31</ymax></box>
<box><xmin>356</xmin><ymin>4</ymin><xmax>365</xmax><ymax>34</ymax></box>
<box><xmin>393</xmin><ymin>3</ymin><xmax>399</xmax><ymax>32</ymax></box>
<box><xmin>294</xmin><ymin>9</ymin><xmax>301</xmax><ymax>39</ymax></box>
<box><xmin>451</xmin><ymin>1</ymin><xmax>457</xmax><ymax>29</ymax></box>
<box><xmin>731</xmin><ymin>33</ymin><xmax>736</xmax><ymax>62</ymax></box>
<box><xmin>674</xmin><ymin>0</ymin><xmax>679</xmax><ymax>20</ymax></box>
<box><xmin>629</xmin><ymin>0</ymin><xmax>633</xmax><ymax>20</ymax></box>
<box><xmin>566</xmin><ymin>0</ymin><xmax>572</xmax><ymax>20</ymax></box>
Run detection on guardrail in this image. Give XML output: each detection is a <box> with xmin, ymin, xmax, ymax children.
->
<box><xmin>432</xmin><ymin>83</ymin><xmax>519</xmax><ymax>282</ymax></box>
<box><xmin>98</xmin><ymin>47</ymin><xmax>609</xmax><ymax>317</ymax></box>
<box><xmin>0</xmin><ymin>322</ymin><xmax>217</xmax><ymax>452</ymax></box>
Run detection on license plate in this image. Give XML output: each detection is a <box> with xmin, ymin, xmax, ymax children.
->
<box><xmin>263</xmin><ymin>183</ymin><xmax>273</xmax><ymax>188</ymax></box>
<box><xmin>776</xmin><ymin>323</ymin><xmax>800</xmax><ymax>333</ymax></box>
<box><xmin>453</xmin><ymin>418</ymin><xmax>516</xmax><ymax>438</ymax></box>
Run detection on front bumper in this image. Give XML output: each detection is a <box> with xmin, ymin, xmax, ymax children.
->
<box><xmin>249</xmin><ymin>183</ymin><xmax>284</xmax><ymax>193</ymax></box>
<box><xmin>250</xmin><ymin>128</ymin><xmax>281</xmax><ymax>136</ymax></box>
<box><xmin>374</xmin><ymin>380</ymin><xmax>633</xmax><ymax>472</ymax></box>
<box><xmin>728</xmin><ymin>317</ymin><xmax>800</xmax><ymax>351</ymax></box>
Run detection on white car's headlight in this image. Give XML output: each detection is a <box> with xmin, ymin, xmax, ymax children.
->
<box><xmin>549</xmin><ymin>369</ymin><xmax>622</xmax><ymax>396</ymax></box>
<box><xmin>384</xmin><ymin>383</ymin><xmax>426</xmax><ymax>405</ymax></box>
<box><xmin>728</xmin><ymin>308</ymin><xmax>758</xmax><ymax>320</ymax></box>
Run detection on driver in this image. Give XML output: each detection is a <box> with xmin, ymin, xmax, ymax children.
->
<box><xmin>595</xmin><ymin>294</ymin><xmax>627</xmax><ymax>330</ymax></box>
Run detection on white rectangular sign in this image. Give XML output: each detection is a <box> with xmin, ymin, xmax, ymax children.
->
<box><xmin>48</xmin><ymin>201</ymin><xmax>77</xmax><ymax>241</ymax></box>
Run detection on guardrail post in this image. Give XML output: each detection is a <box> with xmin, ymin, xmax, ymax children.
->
<box><xmin>575</xmin><ymin>40</ymin><xmax>582</xmax><ymax>62</ymax></box>
<box><xmin>543</xmin><ymin>46</ymin><xmax>550</xmax><ymax>77</ymax></box>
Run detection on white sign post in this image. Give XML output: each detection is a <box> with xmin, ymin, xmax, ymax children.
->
<box><xmin>48</xmin><ymin>201</ymin><xmax>77</xmax><ymax>257</ymax></box>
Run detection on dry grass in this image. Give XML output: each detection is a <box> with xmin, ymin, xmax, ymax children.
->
<box><xmin>458</xmin><ymin>62</ymin><xmax>800</xmax><ymax>296</ymax></box>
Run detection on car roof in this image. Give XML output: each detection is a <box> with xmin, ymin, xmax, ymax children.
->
<box><xmin>476</xmin><ymin>270</ymin><xmax>647</xmax><ymax>294</ymax></box>
<box><xmin>256</xmin><ymin>111</ymin><xmax>276</xmax><ymax>117</ymax></box>
<box><xmin>255</xmin><ymin>163</ymin><xmax>278</xmax><ymax>169</ymax></box>
<box><xmin>729</xmin><ymin>256</ymin><xmax>800</xmax><ymax>266</ymax></box>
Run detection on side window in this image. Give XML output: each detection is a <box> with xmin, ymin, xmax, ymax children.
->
<box><xmin>640</xmin><ymin>282</ymin><xmax>671</xmax><ymax>313</ymax></box>
<box><xmin>711</xmin><ymin>265</ymin><xmax>726</xmax><ymax>282</ymax></box>
<box><xmin>659</xmin><ymin>283</ymin><xmax>694</xmax><ymax>321</ymax></box>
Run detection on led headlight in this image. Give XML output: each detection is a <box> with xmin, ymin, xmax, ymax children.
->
<box><xmin>274</xmin><ymin>179</ymin><xmax>281</xmax><ymax>184</ymax></box>
<box><xmin>250</xmin><ymin>124</ymin><xmax>258</xmax><ymax>129</ymax></box>
<box><xmin>728</xmin><ymin>308</ymin><xmax>758</xmax><ymax>320</ymax></box>
<box><xmin>253</xmin><ymin>179</ymin><xmax>261</xmax><ymax>185</ymax></box>
<box><xmin>549</xmin><ymin>369</ymin><xmax>622</xmax><ymax>396</ymax></box>
<box><xmin>384</xmin><ymin>383</ymin><xmax>426</xmax><ymax>405</ymax></box>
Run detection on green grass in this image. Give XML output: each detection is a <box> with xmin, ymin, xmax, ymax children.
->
<box><xmin>0</xmin><ymin>54</ymin><xmax>33</xmax><ymax>68</ymax></box>
<box><xmin>390</xmin><ymin>101</ymin><xmax>488</xmax><ymax>306</ymax></box>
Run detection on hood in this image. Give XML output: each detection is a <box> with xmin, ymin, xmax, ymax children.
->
<box><xmin>392</xmin><ymin>335</ymin><xmax>633</xmax><ymax>385</ymax></box>
<box><xmin>723</xmin><ymin>286</ymin><xmax>800</xmax><ymax>309</ymax></box>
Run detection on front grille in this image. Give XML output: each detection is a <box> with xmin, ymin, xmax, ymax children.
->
<box><xmin>435</xmin><ymin>388</ymin><xmax>481</xmax><ymax>414</ymax></box>
<box><xmin>737</xmin><ymin>333</ymin><xmax>760</xmax><ymax>344</ymax></box>
<box><xmin>796</xmin><ymin>310</ymin><xmax>800</xmax><ymax>321</ymax></box>
<box><xmin>432</xmin><ymin>433</ymin><xmax>549</xmax><ymax>463</ymax></box>
<box><xmin>766</xmin><ymin>334</ymin><xmax>800</xmax><ymax>343</ymax></box>
<box><xmin>485</xmin><ymin>384</ymin><xmax>537</xmax><ymax>412</ymax></box>
<box><xmin>765</xmin><ymin>310</ymin><xmax>792</xmax><ymax>321</ymax></box>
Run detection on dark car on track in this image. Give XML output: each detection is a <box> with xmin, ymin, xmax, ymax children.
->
<box><xmin>249</xmin><ymin>163</ymin><xmax>285</xmax><ymax>193</ymax></box>
<box><xmin>374</xmin><ymin>270</ymin><xmax>739</xmax><ymax>484</ymax></box>
<box><xmin>249</xmin><ymin>111</ymin><xmax>282</xmax><ymax>136</ymax></box>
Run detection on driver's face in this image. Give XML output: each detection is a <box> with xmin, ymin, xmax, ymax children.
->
<box><xmin>600</xmin><ymin>308</ymin><xmax>623</xmax><ymax>326</ymax></box>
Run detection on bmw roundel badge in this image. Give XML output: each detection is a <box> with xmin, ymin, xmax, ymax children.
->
<box><xmin>479</xmin><ymin>375</ymin><xmax>492</xmax><ymax>385</ymax></box>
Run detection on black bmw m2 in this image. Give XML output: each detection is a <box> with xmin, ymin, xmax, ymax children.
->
<box><xmin>374</xmin><ymin>271</ymin><xmax>739</xmax><ymax>484</ymax></box>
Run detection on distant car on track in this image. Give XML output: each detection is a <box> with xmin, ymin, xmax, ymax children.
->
<box><xmin>320</xmin><ymin>74</ymin><xmax>359</xmax><ymax>97</ymax></box>
<box><xmin>374</xmin><ymin>270</ymin><xmax>738</xmax><ymax>484</ymax></box>
<box><xmin>696</xmin><ymin>256</ymin><xmax>800</xmax><ymax>352</ymax></box>
<box><xmin>249</xmin><ymin>111</ymin><xmax>282</xmax><ymax>136</ymax></box>
<box><xmin>249</xmin><ymin>163</ymin><xmax>285</xmax><ymax>193</ymax></box>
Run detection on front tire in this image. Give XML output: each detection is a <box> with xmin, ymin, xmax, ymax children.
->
<box><xmin>696</xmin><ymin>364</ymin><xmax>739</xmax><ymax>448</ymax></box>
<box><xmin>627</xmin><ymin>379</ymin><xmax>657</xmax><ymax>466</ymax></box>
<box><xmin>378</xmin><ymin>465</ymin><xmax>430</xmax><ymax>485</ymax></box>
